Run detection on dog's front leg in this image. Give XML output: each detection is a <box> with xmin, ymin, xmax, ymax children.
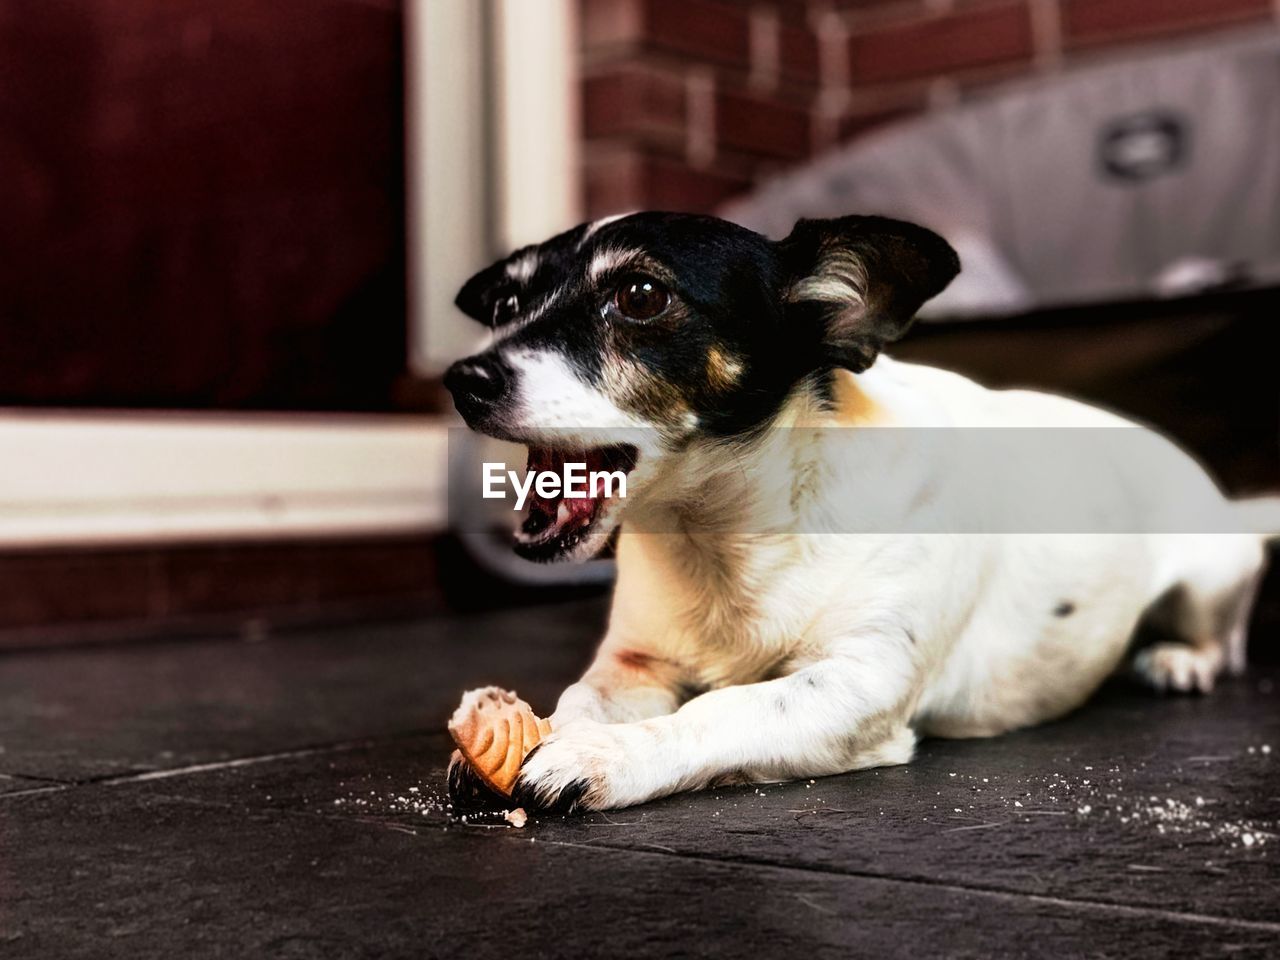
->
<box><xmin>446</xmin><ymin>641</ymin><xmax>690</xmax><ymax>809</ymax></box>
<box><xmin>551</xmin><ymin>642</ymin><xmax>693</xmax><ymax>725</ymax></box>
<box><xmin>514</xmin><ymin>653</ymin><xmax>917</xmax><ymax>813</ymax></box>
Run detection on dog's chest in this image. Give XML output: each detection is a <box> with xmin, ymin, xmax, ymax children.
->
<box><xmin>614</xmin><ymin>533</ymin><xmax>814</xmax><ymax>686</ymax></box>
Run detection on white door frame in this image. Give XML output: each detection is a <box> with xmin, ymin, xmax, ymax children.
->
<box><xmin>405</xmin><ymin>0</ymin><xmax>581</xmax><ymax>373</ymax></box>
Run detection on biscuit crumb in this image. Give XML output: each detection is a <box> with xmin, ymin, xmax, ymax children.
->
<box><xmin>504</xmin><ymin>807</ymin><xmax>528</xmax><ymax>828</ymax></box>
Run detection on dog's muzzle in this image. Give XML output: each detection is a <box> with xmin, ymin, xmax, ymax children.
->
<box><xmin>444</xmin><ymin>353</ymin><xmax>513</xmax><ymax>425</ymax></box>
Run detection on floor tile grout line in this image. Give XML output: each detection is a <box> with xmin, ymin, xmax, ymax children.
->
<box><xmin>17</xmin><ymin>741</ymin><xmax>1270</xmax><ymax>937</ymax></box>
<box><xmin>233</xmin><ymin>802</ymin><xmax>1280</xmax><ymax>937</ymax></box>
<box><xmin>6</xmin><ymin>716</ymin><xmax>1276</xmax><ymax>936</ymax></box>
<box><xmin>274</xmin><ymin>812</ymin><xmax>1280</xmax><ymax>935</ymax></box>
<box><xmin>0</xmin><ymin>783</ymin><xmax>69</xmax><ymax>799</ymax></box>
<box><xmin>8</xmin><ymin>758</ymin><xmax>1277</xmax><ymax>935</ymax></box>
<box><xmin>0</xmin><ymin>728</ymin><xmax>452</xmax><ymax>801</ymax></box>
<box><xmin>96</xmin><ymin>741</ymin><xmax>380</xmax><ymax>785</ymax></box>
<box><xmin>524</xmin><ymin>835</ymin><xmax>1280</xmax><ymax>935</ymax></box>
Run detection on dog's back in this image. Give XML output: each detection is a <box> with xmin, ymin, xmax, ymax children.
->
<box><xmin>847</xmin><ymin>356</ymin><xmax>1270</xmax><ymax>733</ymax></box>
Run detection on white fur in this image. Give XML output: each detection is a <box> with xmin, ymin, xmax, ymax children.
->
<box><xmin>506</xmin><ymin>251</ymin><xmax>539</xmax><ymax>283</ymax></box>
<box><xmin>488</xmin><ymin>356</ymin><xmax>1272</xmax><ymax>812</ymax></box>
<box><xmin>588</xmin><ymin>246</ymin><xmax>644</xmax><ymax>284</ymax></box>
<box><xmin>578</xmin><ymin>213</ymin><xmax>629</xmax><ymax>247</ymax></box>
<box><xmin>502</xmin><ymin>348</ymin><xmax>650</xmax><ymax>437</ymax></box>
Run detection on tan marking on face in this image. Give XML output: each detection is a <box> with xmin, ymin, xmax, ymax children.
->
<box><xmin>705</xmin><ymin>346</ymin><xmax>744</xmax><ymax>393</ymax></box>
<box><xmin>601</xmin><ymin>350</ymin><xmax>690</xmax><ymax>428</ymax></box>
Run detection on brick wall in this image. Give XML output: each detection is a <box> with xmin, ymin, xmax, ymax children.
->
<box><xmin>579</xmin><ymin>0</ymin><xmax>1278</xmax><ymax>217</ymax></box>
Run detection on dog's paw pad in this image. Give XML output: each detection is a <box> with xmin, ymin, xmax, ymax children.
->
<box><xmin>1133</xmin><ymin>643</ymin><xmax>1221</xmax><ymax>694</ymax></box>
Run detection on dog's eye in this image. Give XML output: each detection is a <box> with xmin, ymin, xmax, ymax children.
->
<box><xmin>609</xmin><ymin>276</ymin><xmax>671</xmax><ymax>322</ymax></box>
<box><xmin>491</xmin><ymin>293</ymin><xmax>520</xmax><ymax>326</ymax></box>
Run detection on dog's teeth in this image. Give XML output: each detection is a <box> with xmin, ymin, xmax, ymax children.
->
<box><xmin>556</xmin><ymin>501</ymin><xmax>571</xmax><ymax>524</ymax></box>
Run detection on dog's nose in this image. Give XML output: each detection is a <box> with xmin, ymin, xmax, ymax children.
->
<box><xmin>444</xmin><ymin>354</ymin><xmax>512</xmax><ymax>418</ymax></box>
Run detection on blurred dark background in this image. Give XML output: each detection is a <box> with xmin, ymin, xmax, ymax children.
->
<box><xmin>0</xmin><ymin>0</ymin><xmax>406</xmax><ymax>410</ymax></box>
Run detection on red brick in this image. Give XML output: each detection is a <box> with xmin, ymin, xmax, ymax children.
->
<box><xmin>649</xmin><ymin>0</ymin><xmax>752</xmax><ymax>64</ymax></box>
<box><xmin>646</xmin><ymin>156</ymin><xmax>754</xmax><ymax>210</ymax></box>
<box><xmin>831</xmin><ymin>0</ymin><xmax>921</xmax><ymax>7</ymax></box>
<box><xmin>584</xmin><ymin>149</ymin><xmax>752</xmax><ymax>215</ymax></box>
<box><xmin>716</xmin><ymin>88</ymin><xmax>812</xmax><ymax>160</ymax></box>
<box><xmin>583</xmin><ymin>0</ymin><xmax>752</xmax><ymax>67</ymax></box>
<box><xmin>771</xmin><ymin>0</ymin><xmax>825</xmax><ymax>23</ymax></box>
<box><xmin>778</xmin><ymin>20</ymin><xmax>823</xmax><ymax>85</ymax></box>
<box><xmin>581</xmin><ymin>64</ymin><xmax>687</xmax><ymax>147</ymax></box>
<box><xmin>0</xmin><ymin>550</ymin><xmax>159</xmax><ymax>629</ymax></box>
<box><xmin>581</xmin><ymin>0</ymin><xmax>646</xmax><ymax>49</ymax></box>
<box><xmin>584</xmin><ymin>150</ymin><xmax>647</xmax><ymax>216</ymax></box>
<box><xmin>691</xmin><ymin>0</ymin><xmax>814</xmax><ymax>22</ymax></box>
<box><xmin>831</xmin><ymin>0</ymin><xmax>928</xmax><ymax>21</ymax></box>
<box><xmin>1062</xmin><ymin>0</ymin><xmax>1270</xmax><ymax>49</ymax></box>
<box><xmin>848</xmin><ymin>2</ymin><xmax>1033</xmax><ymax>84</ymax></box>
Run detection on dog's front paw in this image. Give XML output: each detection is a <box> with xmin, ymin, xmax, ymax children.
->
<box><xmin>511</xmin><ymin>720</ymin><xmax>648</xmax><ymax>814</ymax></box>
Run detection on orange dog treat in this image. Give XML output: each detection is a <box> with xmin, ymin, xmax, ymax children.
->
<box><xmin>447</xmin><ymin>686</ymin><xmax>552</xmax><ymax>797</ymax></box>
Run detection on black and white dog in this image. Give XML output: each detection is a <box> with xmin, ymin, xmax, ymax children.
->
<box><xmin>444</xmin><ymin>212</ymin><xmax>1277</xmax><ymax>814</ymax></box>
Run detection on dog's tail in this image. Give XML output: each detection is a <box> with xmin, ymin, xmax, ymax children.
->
<box><xmin>1232</xmin><ymin>496</ymin><xmax>1280</xmax><ymax>542</ymax></box>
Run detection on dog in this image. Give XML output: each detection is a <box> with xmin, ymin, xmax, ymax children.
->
<box><xmin>443</xmin><ymin>211</ymin><xmax>1278</xmax><ymax>814</ymax></box>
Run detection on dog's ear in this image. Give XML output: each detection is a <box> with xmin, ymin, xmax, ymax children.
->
<box><xmin>776</xmin><ymin>216</ymin><xmax>959</xmax><ymax>372</ymax></box>
<box><xmin>454</xmin><ymin>260</ymin><xmax>506</xmax><ymax>324</ymax></box>
<box><xmin>455</xmin><ymin>252</ymin><xmax>530</xmax><ymax>327</ymax></box>
<box><xmin>455</xmin><ymin>257</ymin><xmax>523</xmax><ymax>327</ymax></box>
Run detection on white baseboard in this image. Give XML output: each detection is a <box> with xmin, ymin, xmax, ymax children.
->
<box><xmin>0</xmin><ymin>411</ymin><xmax>450</xmax><ymax>549</ymax></box>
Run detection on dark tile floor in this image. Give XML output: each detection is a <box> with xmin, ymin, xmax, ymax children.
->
<box><xmin>3</xmin><ymin>599</ymin><xmax>1278</xmax><ymax>958</ymax></box>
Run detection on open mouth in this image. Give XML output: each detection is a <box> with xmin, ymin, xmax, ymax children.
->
<box><xmin>513</xmin><ymin>444</ymin><xmax>639</xmax><ymax>561</ymax></box>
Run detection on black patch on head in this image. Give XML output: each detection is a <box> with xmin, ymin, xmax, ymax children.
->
<box><xmin>453</xmin><ymin>211</ymin><xmax>958</xmax><ymax>439</ymax></box>
<box><xmin>457</xmin><ymin>212</ymin><xmax>802</xmax><ymax>434</ymax></box>
<box><xmin>454</xmin><ymin>222</ymin><xmax>591</xmax><ymax>326</ymax></box>
<box><xmin>583</xmin><ymin>213</ymin><xmax>804</xmax><ymax>436</ymax></box>
<box><xmin>1054</xmin><ymin>601</ymin><xmax>1076</xmax><ymax>618</ymax></box>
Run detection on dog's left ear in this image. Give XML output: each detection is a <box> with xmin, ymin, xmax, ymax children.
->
<box><xmin>454</xmin><ymin>257</ymin><xmax>517</xmax><ymax>326</ymax></box>
<box><xmin>777</xmin><ymin>215</ymin><xmax>959</xmax><ymax>372</ymax></box>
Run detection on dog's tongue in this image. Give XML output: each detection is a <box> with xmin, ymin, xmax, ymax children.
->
<box><xmin>522</xmin><ymin>447</ymin><xmax>601</xmax><ymax>540</ymax></box>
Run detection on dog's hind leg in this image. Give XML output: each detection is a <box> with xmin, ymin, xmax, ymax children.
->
<box><xmin>1133</xmin><ymin>538</ymin><xmax>1266</xmax><ymax>693</ymax></box>
<box><xmin>1132</xmin><ymin>640</ymin><xmax>1224</xmax><ymax>694</ymax></box>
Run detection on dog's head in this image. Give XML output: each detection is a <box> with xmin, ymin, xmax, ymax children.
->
<box><xmin>446</xmin><ymin>212</ymin><xmax>958</xmax><ymax>562</ymax></box>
